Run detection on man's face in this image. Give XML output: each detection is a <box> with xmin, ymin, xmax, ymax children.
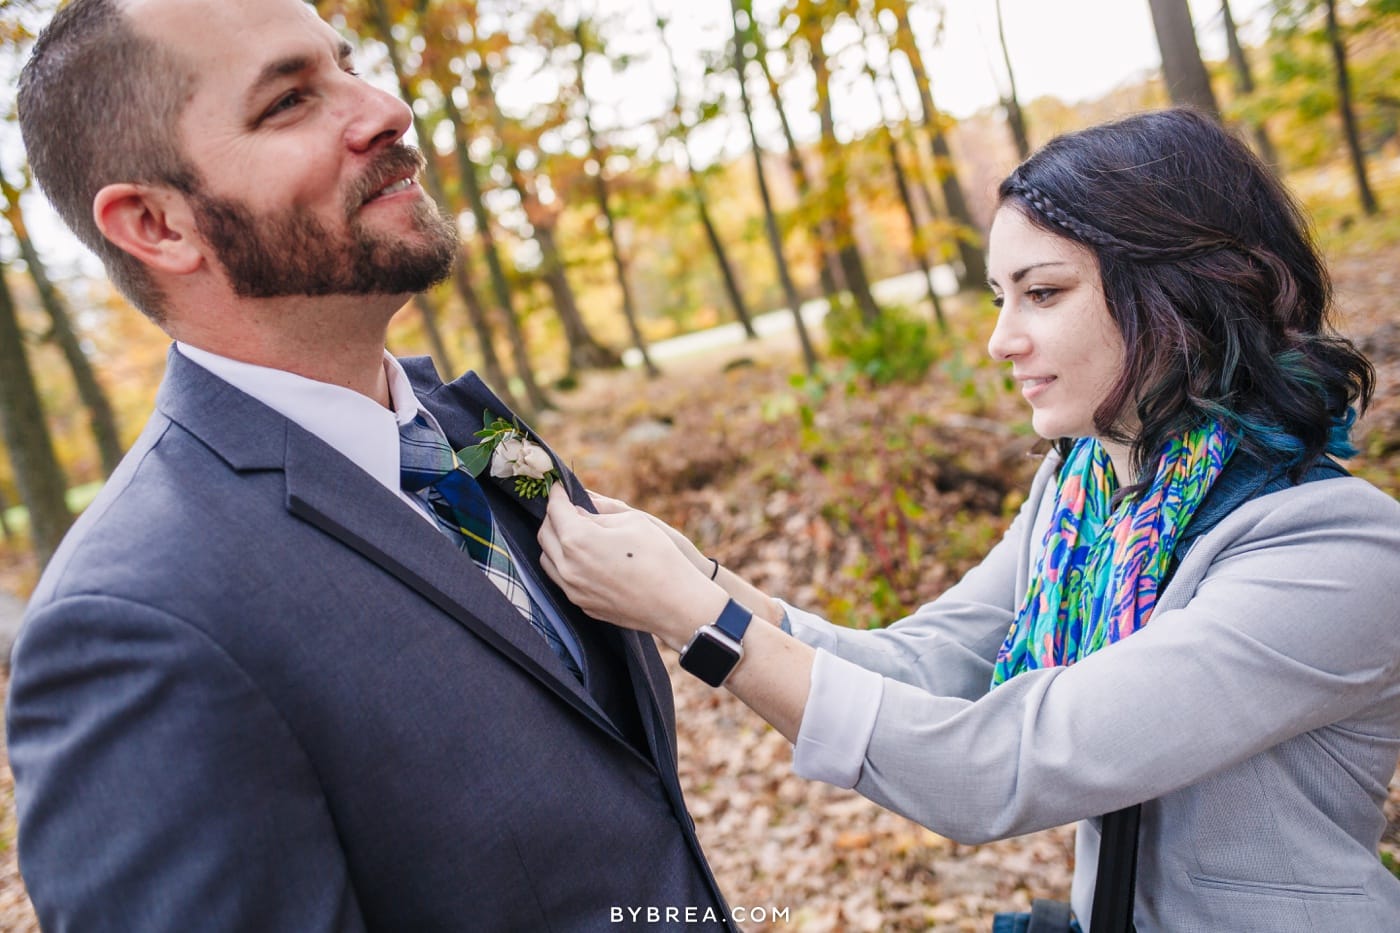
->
<box><xmin>134</xmin><ymin>0</ymin><xmax>456</xmax><ymax>299</ymax></box>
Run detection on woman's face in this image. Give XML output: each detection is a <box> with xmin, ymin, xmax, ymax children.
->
<box><xmin>986</xmin><ymin>206</ymin><xmax>1129</xmax><ymax>449</ymax></box>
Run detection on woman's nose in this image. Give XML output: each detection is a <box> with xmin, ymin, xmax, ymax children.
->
<box><xmin>986</xmin><ymin>304</ymin><xmax>1029</xmax><ymax>361</ymax></box>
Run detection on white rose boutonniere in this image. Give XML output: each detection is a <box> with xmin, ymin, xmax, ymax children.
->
<box><xmin>490</xmin><ymin>435</ymin><xmax>554</xmax><ymax>481</ymax></box>
<box><xmin>458</xmin><ymin>413</ymin><xmax>560</xmax><ymax>500</ymax></box>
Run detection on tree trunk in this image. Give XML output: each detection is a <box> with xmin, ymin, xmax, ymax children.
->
<box><xmin>747</xmin><ymin>3</ymin><xmax>845</xmax><ymax>303</ymax></box>
<box><xmin>884</xmin><ymin>58</ymin><xmax>951</xmax><ymax>243</ymax></box>
<box><xmin>409</xmin><ymin>292</ymin><xmax>454</xmax><ymax>381</ymax></box>
<box><xmin>440</xmin><ymin>87</ymin><xmax>552</xmax><ymax>412</ymax></box>
<box><xmin>690</xmin><ymin>170</ymin><xmax>759</xmax><ymax>339</ymax></box>
<box><xmin>1146</xmin><ymin>0</ymin><xmax>1222</xmax><ymax>117</ymax></box>
<box><xmin>0</xmin><ymin>169</ymin><xmax>124</xmax><ymax>477</ymax></box>
<box><xmin>994</xmin><ymin>0</ymin><xmax>1031</xmax><ymax>159</ymax></box>
<box><xmin>0</xmin><ymin>267</ymin><xmax>71</xmax><ymax>567</ymax></box>
<box><xmin>1324</xmin><ymin>0</ymin><xmax>1379</xmax><ymax>216</ymax></box>
<box><xmin>16</xmin><ymin>238</ymin><xmax>124</xmax><ymax>477</ymax></box>
<box><xmin>450</xmin><ymin>245</ymin><xmax>522</xmax><ymax>407</ymax></box>
<box><xmin>574</xmin><ymin>21</ymin><xmax>659</xmax><ymax>377</ymax></box>
<box><xmin>534</xmin><ymin>222</ymin><xmax>624</xmax><ymax>372</ymax></box>
<box><xmin>885</xmin><ymin>132</ymin><xmax>946</xmax><ymax>331</ymax></box>
<box><xmin>891</xmin><ymin>2</ymin><xmax>987</xmax><ymax>289</ymax></box>
<box><xmin>1220</xmin><ymin>0</ymin><xmax>1279</xmax><ymax>167</ymax></box>
<box><xmin>732</xmin><ymin>0</ymin><xmax>818</xmax><ymax>373</ymax></box>
<box><xmin>802</xmin><ymin>15</ymin><xmax>882</xmax><ymax>325</ymax></box>
<box><xmin>0</xmin><ymin>484</ymin><xmax>12</xmax><ymax>542</ymax></box>
<box><xmin>476</xmin><ymin>66</ymin><xmax>620</xmax><ymax>375</ymax></box>
<box><xmin>656</xmin><ymin>15</ymin><xmax>759</xmax><ymax>339</ymax></box>
<box><xmin>859</xmin><ymin>49</ymin><xmax>947</xmax><ymax>331</ymax></box>
<box><xmin>591</xmin><ymin>182</ymin><xmax>658</xmax><ymax>375</ymax></box>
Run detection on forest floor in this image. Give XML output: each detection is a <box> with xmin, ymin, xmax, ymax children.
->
<box><xmin>0</xmin><ymin>226</ymin><xmax>1397</xmax><ymax>930</ymax></box>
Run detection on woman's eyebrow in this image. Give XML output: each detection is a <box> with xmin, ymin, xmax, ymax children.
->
<box><xmin>1009</xmin><ymin>261</ymin><xmax>1070</xmax><ymax>284</ymax></box>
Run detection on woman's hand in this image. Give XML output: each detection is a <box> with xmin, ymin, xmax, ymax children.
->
<box><xmin>586</xmin><ymin>490</ymin><xmax>710</xmax><ymax>575</ymax></box>
<box><xmin>579</xmin><ymin>490</ymin><xmax>786</xmax><ymax>629</ymax></box>
<box><xmin>546</xmin><ymin>487</ymin><xmax>814</xmax><ymax>742</ymax></box>
<box><xmin>540</xmin><ymin>485</ymin><xmax>727</xmax><ymax>651</ymax></box>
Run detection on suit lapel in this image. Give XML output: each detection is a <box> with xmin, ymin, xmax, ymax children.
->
<box><xmin>282</xmin><ymin>431</ymin><xmax>620</xmax><ymax>721</ymax></box>
<box><xmin>158</xmin><ymin>348</ymin><xmax>630</xmax><ymax>748</ymax></box>
<box><xmin>408</xmin><ymin>360</ymin><xmax>679</xmax><ymax>773</ymax></box>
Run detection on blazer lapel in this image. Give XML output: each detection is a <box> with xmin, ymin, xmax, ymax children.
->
<box><xmin>159</xmin><ymin>348</ymin><xmax>628</xmax><ymax>747</ymax></box>
<box><xmin>408</xmin><ymin>360</ymin><xmax>679</xmax><ymax>772</ymax></box>
<box><xmin>281</xmin><ymin>429</ymin><xmax>626</xmax><ymax>734</ymax></box>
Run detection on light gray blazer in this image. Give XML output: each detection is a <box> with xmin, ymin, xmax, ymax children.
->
<box><xmin>788</xmin><ymin>453</ymin><xmax>1400</xmax><ymax>931</ymax></box>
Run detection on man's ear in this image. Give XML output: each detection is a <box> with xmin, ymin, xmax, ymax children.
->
<box><xmin>92</xmin><ymin>183</ymin><xmax>204</xmax><ymax>276</ymax></box>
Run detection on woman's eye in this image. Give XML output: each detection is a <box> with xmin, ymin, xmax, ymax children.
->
<box><xmin>1026</xmin><ymin>287</ymin><xmax>1059</xmax><ymax>304</ymax></box>
<box><xmin>991</xmin><ymin>294</ymin><xmax>1005</xmax><ymax>309</ymax></box>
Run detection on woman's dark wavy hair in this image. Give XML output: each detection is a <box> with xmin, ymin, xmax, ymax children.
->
<box><xmin>998</xmin><ymin>107</ymin><xmax>1373</xmax><ymax>484</ymax></box>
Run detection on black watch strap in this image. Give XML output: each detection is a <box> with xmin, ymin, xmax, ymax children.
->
<box><xmin>713</xmin><ymin>598</ymin><xmax>752</xmax><ymax>643</ymax></box>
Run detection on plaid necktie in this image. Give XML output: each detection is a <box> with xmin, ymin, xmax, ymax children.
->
<box><xmin>399</xmin><ymin>412</ymin><xmax>582</xmax><ymax>680</ymax></box>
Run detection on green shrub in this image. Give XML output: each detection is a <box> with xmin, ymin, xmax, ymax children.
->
<box><xmin>822</xmin><ymin>297</ymin><xmax>935</xmax><ymax>385</ymax></box>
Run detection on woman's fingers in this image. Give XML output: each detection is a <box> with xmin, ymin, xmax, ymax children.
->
<box><xmin>538</xmin><ymin>549</ymin><xmax>560</xmax><ymax>587</ymax></box>
<box><xmin>585</xmin><ymin>489</ymin><xmax>632</xmax><ymax>514</ymax></box>
<box><xmin>540</xmin><ymin>486</ymin><xmax>588</xmax><ymax>581</ymax></box>
<box><xmin>588</xmin><ymin>510</ymin><xmax>643</xmax><ymax>529</ymax></box>
<box><xmin>541</xmin><ymin>485</ymin><xmax>646</xmax><ymax>588</ymax></box>
<box><xmin>541</xmin><ymin>484</ymin><xmax>728</xmax><ymax>647</ymax></box>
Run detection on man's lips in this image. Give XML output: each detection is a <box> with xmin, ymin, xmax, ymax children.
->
<box><xmin>363</xmin><ymin>175</ymin><xmax>416</xmax><ymax>204</ymax></box>
<box><xmin>346</xmin><ymin>144</ymin><xmax>427</xmax><ymax>213</ymax></box>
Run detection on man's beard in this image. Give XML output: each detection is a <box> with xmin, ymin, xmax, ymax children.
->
<box><xmin>189</xmin><ymin>145</ymin><xmax>458</xmax><ymax>299</ymax></box>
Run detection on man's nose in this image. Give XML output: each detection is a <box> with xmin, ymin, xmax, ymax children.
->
<box><xmin>345</xmin><ymin>83</ymin><xmax>413</xmax><ymax>154</ymax></box>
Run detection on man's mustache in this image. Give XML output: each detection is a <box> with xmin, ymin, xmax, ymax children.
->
<box><xmin>346</xmin><ymin>145</ymin><xmax>427</xmax><ymax>217</ymax></box>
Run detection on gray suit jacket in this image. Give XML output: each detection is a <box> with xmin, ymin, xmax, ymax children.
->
<box><xmin>790</xmin><ymin>453</ymin><xmax>1400</xmax><ymax>931</ymax></box>
<box><xmin>7</xmin><ymin>348</ymin><xmax>733</xmax><ymax>932</ymax></box>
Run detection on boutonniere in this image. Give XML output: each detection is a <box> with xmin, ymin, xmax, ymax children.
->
<box><xmin>457</xmin><ymin>412</ymin><xmax>560</xmax><ymax>500</ymax></box>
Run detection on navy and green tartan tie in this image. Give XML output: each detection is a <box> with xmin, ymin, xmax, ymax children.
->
<box><xmin>398</xmin><ymin>412</ymin><xmax>582</xmax><ymax>680</ymax></box>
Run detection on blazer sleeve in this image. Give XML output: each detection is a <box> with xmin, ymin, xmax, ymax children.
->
<box><xmin>7</xmin><ymin>595</ymin><xmax>368</xmax><ymax>933</ymax></box>
<box><xmin>793</xmin><ymin>478</ymin><xmax>1400</xmax><ymax>846</ymax></box>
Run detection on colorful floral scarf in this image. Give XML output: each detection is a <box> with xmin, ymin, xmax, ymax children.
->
<box><xmin>990</xmin><ymin>422</ymin><xmax>1237</xmax><ymax>687</ymax></box>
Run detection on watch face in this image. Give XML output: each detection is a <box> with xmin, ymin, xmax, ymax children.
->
<box><xmin>679</xmin><ymin>630</ymin><xmax>741</xmax><ymax>687</ymax></box>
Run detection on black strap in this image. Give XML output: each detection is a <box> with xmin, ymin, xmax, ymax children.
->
<box><xmin>1091</xmin><ymin>806</ymin><xmax>1140</xmax><ymax>933</ymax></box>
<box><xmin>1088</xmin><ymin>454</ymin><xmax>1346</xmax><ymax>933</ymax></box>
<box><xmin>1028</xmin><ymin>897</ymin><xmax>1075</xmax><ymax>932</ymax></box>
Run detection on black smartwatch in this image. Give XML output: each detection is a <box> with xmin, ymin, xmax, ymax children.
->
<box><xmin>678</xmin><ymin>599</ymin><xmax>753</xmax><ymax>687</ymax></box>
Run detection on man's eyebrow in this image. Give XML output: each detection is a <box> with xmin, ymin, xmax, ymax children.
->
<box><xmin>245</xmin><ymin>40</ymin><xmax>356</xmax><ymax>112</ymax></box>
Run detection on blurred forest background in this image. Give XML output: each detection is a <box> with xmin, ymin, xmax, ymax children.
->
<box><xmin>0</xmin><ymin>0</ymin><xmax>1398</xmax><ymax>929</ymax></box>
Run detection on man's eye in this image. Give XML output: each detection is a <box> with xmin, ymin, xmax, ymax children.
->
<box><xmin>265</xmin><ymin>90</ymin><xmax>306</xmax><ymax>118</ymax></box>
